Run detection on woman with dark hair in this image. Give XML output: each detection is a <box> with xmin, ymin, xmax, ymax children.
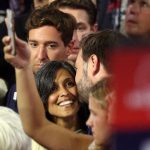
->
<box><xmin>32</xmin><ymin>61</ymin><xmax>88</xmax><ymax>150</ymax></box>
<box><xmin>35</xmin><ymin>61</ymin><xmax>89</xmax><ymax>134</ymax></box>
<box><xmin>31</xmin><ymin>61</ymin><xmax>89</xmax><ymax>149</ymax></box>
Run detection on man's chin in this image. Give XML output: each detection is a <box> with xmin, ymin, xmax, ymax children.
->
<box><xmin>125</xmin><ymin>27</ymin><xmax>141</xmax><ymax>38</ymax></box>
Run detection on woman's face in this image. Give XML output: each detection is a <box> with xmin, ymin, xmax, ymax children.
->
<box><xmin>47</xmin><ymin>68</ymin><xmax>79</xmax><ymax>118</ymax></box>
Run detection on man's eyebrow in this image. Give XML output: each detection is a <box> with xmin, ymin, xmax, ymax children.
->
<box><xmin>28</xmin><ymin>40</ymin><xmax>58</xmax><ymax>44</ymax></box>
<box><xmin>77</xmin><ymin>22</ymin><xmax>86</xmax><ymax>26</ymax></box>
<box><xmin>28</xmin><ymin>40</ymin><xmax>37</xmax><ymax>42</ymax></box>
<box><xmin>45</xmin><ymin>41</ymin><xmax>58</xmax><ymax>44</ymax></box>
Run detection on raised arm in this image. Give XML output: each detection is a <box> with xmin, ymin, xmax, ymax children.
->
<box><xmin>2</xmin><ymin>36</ymin><xmax>93</xmax><ymax>150</ymax></box>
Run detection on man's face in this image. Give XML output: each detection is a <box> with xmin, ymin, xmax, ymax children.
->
<box><xmin>86</xmin><ymin>94</ymin><xmax>111</xmax><ymax>146</ymax></box>
<box><xmin>59</xmin><ymin>7</ymin><xmax>94</xmax><ymax>62</ymax></box>
<box><xmin>47</xmin><ymin>68</ymin><xmax>79</xmax><ymax>118</ymax></box>
<box><xmin>60</xmin><ymin>8</ymin><xmax>93</xmax><ymax>41</ymax></box>
<box><xmin>125</xmin><ymin>0</ymin><xmax>150</xmax><ymax>38</ymax></box>
<box><xmin>28</xmin><ymin>26</ymin><xmax>68</xmax><ymax>73</ymax></box>
<box><xmin>75</xmin><ymin>50</ymin><xmax>92</xmax><ymax>102</ymax></box>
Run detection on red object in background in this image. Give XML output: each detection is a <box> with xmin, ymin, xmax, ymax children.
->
<box><xmin>110</xmin><ymin>48</ymin><xmax>150</xmax><ymax>131</ymax></box>
<box><xmin>107</xmin><ymin>0</ymin><xmax>121</xmax><ymax>13</ymax></box>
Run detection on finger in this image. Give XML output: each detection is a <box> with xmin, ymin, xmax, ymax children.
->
<box><xmin>3</xmin><ymin>45</ymin><xmax>12</xmax><ymax>54</ymax></box>
<box><xmin>3</xmin><ymin>48</ymin><xmax>15</xmax><ymax>63</ymax></box>
<box><xmin>2</xmin><ymin>36</ymin><xmax>11</xmax><ymax>45</ymax></box>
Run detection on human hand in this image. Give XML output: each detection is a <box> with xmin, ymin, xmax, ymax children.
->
<box><xmin>2</xmin><ymin>35</ymin><xmax>30</xmax><ymax>69</ymax></box>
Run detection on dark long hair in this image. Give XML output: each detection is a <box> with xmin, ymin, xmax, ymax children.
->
<box><xmin>35</xmin><ymin>61</ymin><xmax>89</xmax><ymax>133</ymax></box>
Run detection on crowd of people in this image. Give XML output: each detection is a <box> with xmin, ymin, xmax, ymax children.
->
<box><xmin>0</xmin><ymin>0</ymin><xmax>150</xmax><ymax>149</ymax></box>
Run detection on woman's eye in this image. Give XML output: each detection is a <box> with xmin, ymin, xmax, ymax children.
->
<box><xmin>51</xmin><ymin>84</ymin><xmax>58</xmax><ymax>93</ymax></box>
<box><xmin>66</xmin><ymin>80</ymin><xmax>75</xmax><ymax>87</ymax></box>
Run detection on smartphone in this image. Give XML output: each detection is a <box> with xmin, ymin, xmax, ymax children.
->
<box><xmin>6</xmin><ymin>9</ymin><xmax>16</xmax><ymax>55</ymax></box>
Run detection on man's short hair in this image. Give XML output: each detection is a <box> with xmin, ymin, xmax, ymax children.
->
<box><xmin>80</xmin><ymin>30</ymin><xmax>128</xmax><ymax>73</ymax></box>
<box><xmin>25</xmin><ymin>6</ymin><xmax>77</xmax><ymax>46</ymax></box>
<box><xmin>50</xmin><ymin>0</ymin><xmax>97</xmax><ymax>26</ymax></box>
